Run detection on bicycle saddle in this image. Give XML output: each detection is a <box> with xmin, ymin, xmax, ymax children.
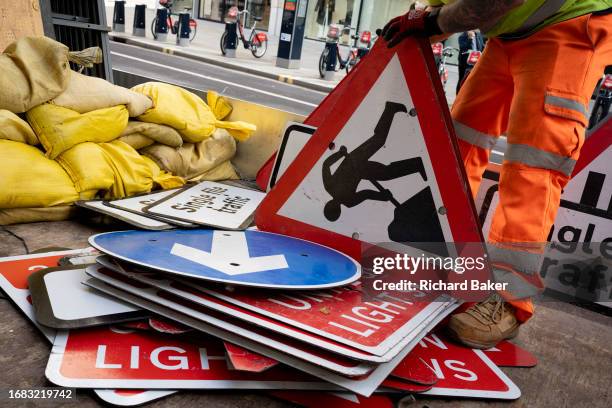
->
<box><xmin>253</xmin><ymin>16</ymin><xmax>263</xmax><ymax>22</ymax></box>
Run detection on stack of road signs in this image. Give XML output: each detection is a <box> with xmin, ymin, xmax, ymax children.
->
<box><xmin>76</xmin><ymin>181</ymin><xmax>266</xmax><ymax>231</ymax></box>
<box><xmin>0</xmin><ymin>248</ymin><xmax>532</xmax><ymax>406</ymax></box>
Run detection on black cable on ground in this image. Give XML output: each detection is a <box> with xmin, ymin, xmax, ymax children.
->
<box><xmin>0</xmin><ymin>226</ymin><xmax>29</xmax><ymax>254</ymax></box>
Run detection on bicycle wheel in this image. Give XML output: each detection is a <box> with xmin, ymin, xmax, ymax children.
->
<box><xmin>151</xmin><ymin>17</ymin><xmax>158</xmax><ymax>39</ymax></box>
<box><xmin>345</xmin><ymin>55</ymin><xmax>358</xmax><ymax>75</ymax></box>
<box><xmin>250</xmin><ymin>32</ymin><xmax>268</xmax><ymax>58</ymax></box>
<box><xmin>220</xmin><ymin>31</ymin><xmax>227</xmax><ymax>55</ymax></box>
<box><xmin>189</xmin><ymin>19</ymin><xmax>197</xmax><ymax>42</ymax></box>
<box><xmin>588</xmin><ymin>100</ymin><xmax>607</xmax><ymax>129</ymax></box>
<box><xmin>319</xmin><ymin>48</ymin><xmax>329</xmax><ymax>78</ymax></box>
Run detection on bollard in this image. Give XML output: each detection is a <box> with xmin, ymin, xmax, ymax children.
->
<box><xmin>112</xmin><ymin>0</ymin><xmax>126</xmax><ymax>32</ymax></box>
<box><xmin>324</xmin><ymin>43</ymin><xmax>338</xmax><ymax>81</ymax></box>
<box><xmin>176</xmin><ymin>12</ymin><xmax>191</xmax><ymax>47</ymax></box>
<box><xmin>154</xmin><ymin>8</ymin><xmax>169</xmax><ymax>42</ymax></box>
<box><xmin>133</xmin><ymin>4</ymin><xmax>147</xmax><ymax>37</ymax></box>
<box><xmin>223</xmin><ymin>22</ymin><xmax>238</xmax><ymax>58</ymax></box>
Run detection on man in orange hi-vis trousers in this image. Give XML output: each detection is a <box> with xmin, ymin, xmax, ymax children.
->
<box><xmin>383</xmin><ymin>0</ymin><xmax>611</xmax><ymax>348</ymax></box>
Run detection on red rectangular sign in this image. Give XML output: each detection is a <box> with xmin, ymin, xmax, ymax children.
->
<box><xmin>409</xmin><ymin>332</ymin><xmax>520</xmax><ymax>399</ymax></box>
<box><xmin>46</xmin><ymin>326</ymin><xmax>336</xmax><ymax>390</ymax></box>
<box><xmin>197</xmin><ymin>281</ymin><xmax>450</xmax><ymax>357</ymax></box>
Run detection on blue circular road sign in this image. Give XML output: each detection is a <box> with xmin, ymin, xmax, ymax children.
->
<box><xmin>89</xmin><ymin>229</ymin><xmax>361</xmax><ymax>289</ymax></box>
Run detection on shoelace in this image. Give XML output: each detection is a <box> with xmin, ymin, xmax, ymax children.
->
<box><xmin>466</xmin><ymin>294</ymin><xmax>505</xmax><ymax>325</ymax></box>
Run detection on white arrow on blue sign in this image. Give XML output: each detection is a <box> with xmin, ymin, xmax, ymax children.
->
<box><xmin>89</xmin><ymin>230</ymin><xmax>361</xmax><ymax>289</ymax></box>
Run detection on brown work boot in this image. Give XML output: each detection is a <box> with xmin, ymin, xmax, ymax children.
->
<box><xmin>447</xmin><ymin>294</ymin><xmax>520</xmax><ymax>349</ymax></box>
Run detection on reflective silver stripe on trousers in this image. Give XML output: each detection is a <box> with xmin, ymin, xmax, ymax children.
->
<box><xmin>500</xmin><ymin>0</ymin><xmax>567</xmax><ymax>38</ymax></box>
<box><xmin>492</xmin><ymin>268</ymin><xmax>542</xmax><ymax>299</ymax></box>
<box><xmin>505</xmin><ymin>143</ymin><xmax>576</xmax><ymax>176</ymax></box>
<box><xmin>545</xmin><ymin>94</ymin><xmax>588</xmax><ymax>118</ymax></box>
<box><xmin>488</xmin><ymin>245</ymin><xmax>543</xmax><ymax>276</ymax></box>
<box><xmin>453</xmin><ymin>120</ymin><xmax>498</xmax><ymax>150</ymax></box>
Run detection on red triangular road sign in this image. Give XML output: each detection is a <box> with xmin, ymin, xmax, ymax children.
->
<box><xmin>256</xmin><ymin>38</ymin><xmax>484</xmax><ymax>261</ymax></box>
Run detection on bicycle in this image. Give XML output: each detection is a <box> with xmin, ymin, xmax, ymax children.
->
<box><xmin>151</xmin><ymin>0</ymin><xmax>197</xmax><ymax>42</ymax></box>
<box><xmin>432</xmin><ymin>43</ymin><xmax>458</xmax><ymax>92</ymax></box>
<box><xmin>220</xmin><ymin>6</ymin><xmax>268</xmax><ymax>59</ymax></box>
<box><xmin>318</xmin><ymin>24</ymin><xmax>356</xmax><ymax>78</ymax></box>
<box><xmin>344</xmin><ymin>30</ymin><xmax>377</xmax><ymax>74</ymax></box>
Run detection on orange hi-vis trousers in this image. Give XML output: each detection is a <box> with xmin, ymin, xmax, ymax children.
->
<box><xmin>452</xmin><ymin>13</ymin><xmax>612</xmax><ymax>322</ymax></box>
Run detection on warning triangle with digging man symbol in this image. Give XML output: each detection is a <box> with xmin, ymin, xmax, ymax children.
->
<box><xmin>256</xmin><ymin>38</ymin><xmax>485</xmax><ymax>261</ymax></box>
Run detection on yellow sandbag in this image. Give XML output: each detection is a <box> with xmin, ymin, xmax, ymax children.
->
<box><xmin>57</xmin><ymin>140</ymin><xmax>154</xmax><ymax>199</ymax></box>
<box><xmin>52</xmin><ymin>71</ymin><xmax>153</xmax><ymax>117</ymax></box>
<box><xmin>0</xmin><ymin>37</ymin><xmax>71</xmax><ymax>113</ymax></box>
<box><xmin>120</xmin><ymin>121</ymin><xmax>183</xmax><ymax>148</ymax></box>
<box><xmin>118</xmin><ymin>134</ymin><xmax>155</xmax><ymax>150</ymax></box>
<box><xmin>190</xmin><ymin>160</ymin><xmax>239</xmax><ymax>182</ymax></box>
<box><xmin>0</xmin><ymin>110</ymin><xmax>38</xmax><ymax>145</ymax></box>
<box><xmin>141</xmin><ymin>156</ymin><xmax>186</xmax><ymax>190</ymax></box>
<box><xmin>0</xmin><ymin>206</ymin><xmax>76</xmax><ymax>225</ymax></box>
<box><xmin>142</xmin><ymin>128</ymin><xmax>236</xmax><ymax>180</ymax></box>
<box><xmin>215</xmin><ymin>120</ymin><xmax>256</xmax><ymax>142</ymax></box>
<box><xmin>26</xmin><ymin>104</ymin><xmax>129</xmax><ymax>159</ymax></box>
<box><xmin>0</xmin><ymin>140</ymin><xmax>78</xmax><ymax>208</ymax></box>
<box><xmin>132</xmin><ymin>82</ymin><xmax>256</xmax><ymax>143</ymax></box>
<box><xmin>207</xmin><ymin>91</ymin><xmax>233</xmax><ymax>120</ymax></box>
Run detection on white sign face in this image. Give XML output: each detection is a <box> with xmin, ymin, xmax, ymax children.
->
<box><xmin>482</xmin><ymin>193</ymin><xmax>611</xmax><ymax>308</ymax></box>
<box><xmin>480</xmin><ymin>137</ymin><xmax>611</xmax><ymax>308</ymax></box>
<box><xmin>280</xmin><ymin>33</ymin><xmax>292</xmax><ymax>42</ymax></box>
<box><xmin>78</xmin><ymin>201</ymin><xmax>173</xmax><ymax>230</ymax></box>
<box><xmin>560</xmin><ymin>146</ymin><xmax>611</xmax><ymax>208</ymax></box>
<box><xmin>277</xmin><ymin>55</ymin><xmax>453</xmax><ymax>244</ymax></box>
<box><xmin>44</xmin><ymin>269</ymin><xmax>138</xmax><ymax>320</ymax></box>
<box><xmin>268</xmin><ymin>122</ymin><xmax>315</xmax><ymax>191</ymax></box>
<box><xmin>107</xmin><ymin>190</ymin><xmax>196</xmax><ymax>228</ymax></box>
<box><xmin>144</xmin><ymin>182</ymin><xmax>266</xmax><ymax>230</ymax></box>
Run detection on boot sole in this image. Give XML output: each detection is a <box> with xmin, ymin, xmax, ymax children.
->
<box><xmin>445</xmin><ymin>325</ymin><xmax>519</xmax><ymax>350</ymax></box>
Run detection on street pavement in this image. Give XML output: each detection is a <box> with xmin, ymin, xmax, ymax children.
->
<box><xmin>110</xmin><ymin>41</ymin><xmax>326</xmax><ymax>116</ymax></box>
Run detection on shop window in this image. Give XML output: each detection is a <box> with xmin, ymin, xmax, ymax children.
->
<box><xmin>305</xmin><ymin>0</ymin><xmax>360</xmax><ymax>41</ymax></box>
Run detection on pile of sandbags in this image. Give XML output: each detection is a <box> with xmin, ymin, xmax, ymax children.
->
<box><xmin>0</xmin><ymin>36</ymin><xmax>256</xmax><ymax>225</ymax></box>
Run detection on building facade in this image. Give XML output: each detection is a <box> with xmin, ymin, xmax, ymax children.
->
<box><xmin>194</xmin><ymin>0</ymin><xmax>414</xmax><ymax>40</ymax></box>
<box><xmin>303</xmin><ymin>0</ymin><xmax>413</xmax><ymax>41</ymax></box>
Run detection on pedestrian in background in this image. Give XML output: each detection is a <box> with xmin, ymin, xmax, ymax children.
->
<box><xmin>456</xmin><ymin>30</ymin><xmax>484</xmax><ymax>95</ymax></box>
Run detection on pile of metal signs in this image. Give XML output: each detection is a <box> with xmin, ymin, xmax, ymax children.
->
<box><xmin>0</xmin><ymin>248</ymin><xmax>535</xmax><ymax>406</ymax></box>
<box><xmin>77</xmin><ymin>180</ymin><xmax>266</xmax><ymax>231</ymax></box>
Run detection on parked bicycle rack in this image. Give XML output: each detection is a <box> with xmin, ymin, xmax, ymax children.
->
<box><xmin>112</xmin><ymin>0</ymin><xmax>125</xmax><ymax>32</ymax></box>
<box><xmin>176</xmin><ymin>12</ymin><xmax>190</xmax><ymax>47</ymax></box>
<box><xmin>154</xmin><ymin>7</ymin><xmax>169</xmax><ymax>42</ymax></box>
<box><xmin>133</xmin><ymin>4</ymin><xmax>147</xmax><ymax>37</ymax></box>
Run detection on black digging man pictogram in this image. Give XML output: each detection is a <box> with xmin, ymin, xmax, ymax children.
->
<box><xmin>322</xmin><ymin>101</ymin><xmax>427</xmax><ymax>222</ymax></box>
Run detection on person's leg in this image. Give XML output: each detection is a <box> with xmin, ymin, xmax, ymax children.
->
<box><xmin>456</xmin><ymin>53</ymin><xmax>468</xmax><ymax>95</ymax></box>
<box><xmin>446</xmin><ymin>38</ymin><xmax>519</xmax><ymax>349</ymax></box>
<box><xmin>447</xmin><ymin>14</ymin><xmax>611</xmax><ymax>348</ymax></box>
<box><xmin>490</xmin><ymin>13</ymin><xmax>612</xmax><ymax>321</ymax></box>
<box><xmin>451</xmin><ymin>38</ymin><xmax>513</xmax><ymax>198</ymax></box>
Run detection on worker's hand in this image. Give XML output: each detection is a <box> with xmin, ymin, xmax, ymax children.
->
<box><xmin>382</xmin><ymin>9</ymin><xmax>442</xmax><ymax>48</ymax></box>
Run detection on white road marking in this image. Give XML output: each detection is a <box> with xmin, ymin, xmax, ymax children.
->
<box><xmin>111</xmin><ymin>51</ymin><xmax>320</xmax><ymax>108</ymax></box>
<box><xmin>171</xmin><ymin>231</ymin><xmax>288</xmax><ymax>276</ymax></box>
